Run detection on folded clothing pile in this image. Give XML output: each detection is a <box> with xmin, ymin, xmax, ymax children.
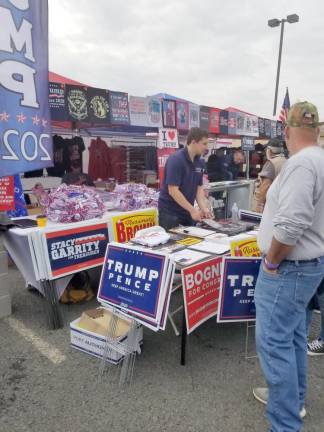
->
<box><xmin>41</xmin><ymin>184</ymin><xmax>105</xmax><ymax>223</ymax></box>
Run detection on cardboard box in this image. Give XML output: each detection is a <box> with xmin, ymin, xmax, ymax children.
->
<box><xmin>27</xmin><ymin>205</ymin><xmax>43</xmax><ymax>216</ymax></box>
<box><xmin>70</xmin><ymin>308</ymin><xmax>143</xmax><ymax>364</ymax></box>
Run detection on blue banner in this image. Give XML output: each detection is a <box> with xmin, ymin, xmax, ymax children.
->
<box><xmin>98</xmin><ymin>245</ymin><xmax>166</xmax><ymax>320</ymax></box>
<box><xmin>0</xmin><ymin>1</ymin><xmax>53</xmax><ymax>177</ymax></box>
<box><xmin>217</xmin><ymin>257</ymin><xmax>261</xmax><ymax>322</ymax></box>
<box><xmin>45</xmin><ymin>223</ymin><xmax>109</xmax><ymax>279</ymax></box>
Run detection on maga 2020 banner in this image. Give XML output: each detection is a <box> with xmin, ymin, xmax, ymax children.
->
<box><xmin>0</xmin><ymin>1</ymin><xmax>53</xmax><ymax>177</ymax></box>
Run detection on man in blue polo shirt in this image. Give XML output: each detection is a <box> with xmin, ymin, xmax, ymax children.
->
<box><xmin>158</xmin><ymin>128</ymin><xmax>212</xmax><ymax>230</ymax></box>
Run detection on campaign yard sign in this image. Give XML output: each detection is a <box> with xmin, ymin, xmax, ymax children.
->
<box><xmin>97</xmin><ymin>243</ymin><xmax>172</xmax><ymax>330</ymax></box>
<box><xmin>0</xmin><ymin>1</ymin><xmax>53</xmax><ymax>177</ymax></box>
<box><xmin>230</xmin><ymin>237</ymin><xmax>261</xmax><ymax>257</ymax></box>
<box><xmin>43</xmin><ymin>223</ymin><xmax>109</xmax><ymax>279</ymax></box>
<box><xmin>217</xmin><ymin>257</ymin><xmax>261</xmax><ymax>322</ymax></box>
<box><xmin>111</xmin><ymin>209</ymin><xmax>158</xmax><ymax>243</ymax></box>
<box><xmin>182</xmin><ymin>256</ymin><xmax>222</xmax><ymax>334</ymax></box>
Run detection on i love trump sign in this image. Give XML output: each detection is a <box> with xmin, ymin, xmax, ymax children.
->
<box><xmin>158</xmin><ymin>128</ymin><xmax>179</xmax><ymax>149</ymax></box>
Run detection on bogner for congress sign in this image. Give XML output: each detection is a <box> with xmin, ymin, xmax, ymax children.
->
<box><xmin>181</xmin><ymin>256</ymin><xmax>223</xmax><ymax>334</ymax></box>
<box><xmin>0</xmin><ymin>0</ymin><xmax>53</xmax><ymax>177</ymax></box>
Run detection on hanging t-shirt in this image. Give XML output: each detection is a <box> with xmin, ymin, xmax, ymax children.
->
<box><xmin>88</xmin><ymin>137</ymin><xmax>111</xmax><ymax>181</ymax></box>
<box><xmin>49</xmin><ymin>82</ymin><xmax>68</xmax><ymax>121</ymax></box>
<box><xmin>66</xmin><ymin>136</ymin><xmax>85</xmax><ymax>172</ymax></box>
<box><xmin>66</xmin><ymin>85</ymin><xmax>89</xmax><ymax>122</ymax></box>
<box><xmin>47</xmin><ymin>135</ymin><xmax>66</xmax><ymax>177</ymax></box>
<box><xmin>87</xmin><ymin>87</ymin><xmax>110</xmax><ymax>125</ymax></box>
<box><xmin>109</xmin><ymin>148</ymin><xmax>127</xmax><ymax>183</ymax></box>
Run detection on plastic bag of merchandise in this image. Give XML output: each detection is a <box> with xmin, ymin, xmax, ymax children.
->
<box><xmin>114</xmin><ymin>183</ymin><xmax>159</xmax><ymax>211</ymax></box>
<box><xmin>41</xmin><ymin>184</ymin><xmax>105</xmax><ymax>223</ymax></box>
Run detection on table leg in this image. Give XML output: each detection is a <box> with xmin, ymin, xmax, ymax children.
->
<box><xmin>41</xmin><ymin>279</ymin><xmax>63</xmax><ymax>329</ymax></box>
<box><xmin>180</xmin><ymin>308</ymin><xmax>187</xmax><ymax>366</ymax></box>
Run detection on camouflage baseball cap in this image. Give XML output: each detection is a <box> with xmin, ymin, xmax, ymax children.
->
<box><xmin>286</xmin><ymin>101</ymin><xmax>323</xmax><ymax>128</ymax></box>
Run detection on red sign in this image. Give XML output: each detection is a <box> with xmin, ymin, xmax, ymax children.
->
<box><xmin>157</xmin><ymin>147</ymin><xmax>176</xmax><ymax>186</ymax></box>
<box><xmin>181</xmin><ymin>256</ymin><xmax>222</xmax><ymax>334</ymax></box>
<box><xmin>209</xmin><ymin>108</ymin><xmax>220</xmax><ymax>133</ymax></box>
<box><xmin>0</xmin><ymin>176</ymin><xmax>15</xmax><ymax>211</ymax></box>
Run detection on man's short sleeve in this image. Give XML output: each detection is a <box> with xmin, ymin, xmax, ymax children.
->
<box><xmin>259</xmin><ymin>161</ymin><xmax>275</xmax><ymax>180</ymax></box>
<box><xmin>164</xmin><ymin>155</ymin><xmax>183</xmax><ymax>186</ymax></box>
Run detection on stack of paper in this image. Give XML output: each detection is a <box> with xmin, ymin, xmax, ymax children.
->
<box><xmin>170</xmin><ymin>226</ymin><xmax>215</xmax><ymax>238</ymax></box>
<box><xmin>170</xmin><ymin>249</ymin><xmax>210</xmax><ymax>266</ymax></box>
<box><xmin>188</xmin><ymin>241</ymin><xmax>230</xmax><ymax>255</ymax></box>
<box><xmin>97</xmin><ymin>242</ymin><xmax>175</xmax><ymax>331</ymax></box>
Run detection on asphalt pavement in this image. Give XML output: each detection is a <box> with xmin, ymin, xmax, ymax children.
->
<box><xmin>0</xmin><ymin>267</ymin><xmax>323</xmax><ymax>432</ymax></box>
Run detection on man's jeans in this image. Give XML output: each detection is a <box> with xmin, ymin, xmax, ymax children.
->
<box><xmin>306</xmin><ymin>278</ymin><xmax>324</xmax><ymax>339</ymax></box>
<box><xmin>255</xmin><ymin>258</ymin><xmax>324</xmax><ymax>432</ymax></box>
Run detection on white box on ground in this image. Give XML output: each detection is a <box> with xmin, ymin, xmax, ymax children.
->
<box><xmin>70</xmin><ymin>308</ymin><xmax>143</xmax><ymax>364</ymax></box>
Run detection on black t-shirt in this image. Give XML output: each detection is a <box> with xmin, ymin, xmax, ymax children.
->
<box><xmin>61</xmin><ymin>172</ymin><xmax>94</xmax><ymax>186</ymax></box>
<box><xmin>47</xmin><ymin>135</ymin><xmax>66</xmax><ymax>177</ymax></box>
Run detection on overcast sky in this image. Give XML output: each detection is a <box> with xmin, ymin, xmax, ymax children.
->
<box><xmin>48</xmin><ymin>0</ymin><xmax>324</xmax><ymax>119</ymax></box>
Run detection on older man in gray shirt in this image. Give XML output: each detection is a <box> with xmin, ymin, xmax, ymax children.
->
<box><xmin>252</xmin><ymin>102</ymin><xmax>324</xmax><ymax>432</ymax></box>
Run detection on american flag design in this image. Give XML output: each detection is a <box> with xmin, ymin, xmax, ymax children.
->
<box><xmin>279</xmin><ymin>88</ymin><xmax>290</xmax><ymax>123</ymax></box>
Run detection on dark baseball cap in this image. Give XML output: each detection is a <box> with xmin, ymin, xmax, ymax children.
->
<box><xmin>266</xmin><ymin>138</ymin><xmax>284</xmax><ymax>153</ymax></box>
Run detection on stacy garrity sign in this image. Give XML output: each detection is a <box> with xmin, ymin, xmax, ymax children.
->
<box><xmin>0</xmin><ymin>0</ymin><xmax>53</xmax><ymax>177</ymax></box>
<box><xmin>43</xmin><ymin>223</ymin><xmax>109</xmax><ymax>279</ymax></box>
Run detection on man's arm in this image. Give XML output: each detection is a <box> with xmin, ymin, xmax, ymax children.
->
<box><xmin>265</xmin><ymin>237</ymin><xmax>294</xmax><ymax>266</ymax></box>
<box><xmin>265</xmin><ymin>165</ymin><xmax>315</xmax><ymax>270</ymax></box>
<box><xmin>168</xmin><ymin>185</ymin><xmax>201</xmax><ymax>221</ymax></box>
<box><xmin>196</xmin><ymin>185</ymin><xmax>213</xmax><ymax>218</ymax></box>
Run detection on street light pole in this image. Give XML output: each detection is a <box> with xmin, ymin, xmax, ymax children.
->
<box><xmin>273</xmin><ymin>19</ymin><xmax>285</xmax><ymax>116</ymax></box>
<box><xmin>268</xmin><ymin>14</ymin><xmax>299</xmax><ymax>116</ymax></box>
